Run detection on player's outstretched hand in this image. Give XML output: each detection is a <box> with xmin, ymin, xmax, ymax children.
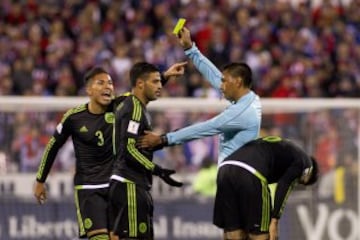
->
<box><xmin>153</xmin><ymin>165</ymin><xmax>183</xmax><ymax>187</ymax></box>
<box><xmin>163</xmin><ymin>61</ymin><xmax>187</xmax><ymax>80</ymax></box>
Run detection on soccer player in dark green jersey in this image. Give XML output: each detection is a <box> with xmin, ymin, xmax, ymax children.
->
<box><xmin>109</xmin><ymin>62</ymin><xmax>183</xmax><ymax>240</ymax></box>
<box><xmin>214</xmin><ymin>136</ymin><xmax>319</xmax><ymax>240</ymax></box>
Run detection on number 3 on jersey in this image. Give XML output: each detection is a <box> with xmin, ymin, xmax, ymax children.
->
<box><xmin>95</xmin><ymin>130</ymin><xmax>104</xmax><ymax>146</ymax></box>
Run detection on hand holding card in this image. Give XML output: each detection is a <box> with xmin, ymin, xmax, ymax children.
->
<box><xmin>173</xmin><ymin>18</ymin><xmax>186</xmax><ymax>35</ymax></box>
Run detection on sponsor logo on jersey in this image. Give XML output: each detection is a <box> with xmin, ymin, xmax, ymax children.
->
<box><xmin>79</xmin><ymin>126</ymin><xmax>88</xmax><ymax>132</ymax></box>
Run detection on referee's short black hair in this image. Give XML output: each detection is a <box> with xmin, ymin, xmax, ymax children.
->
<box><xmin>130</xmin><ymin>62</ymin><xmax>160</xmax><ymax>87</ymax></box>
<box><xmin>84</xmin><ymin>66</ymin><xmax>109</xmax><ymax>85</ymax></box>
<box><xmin>222</xmin><ymin>62</ymin><xmax>253</xmax><ymax>88</ymax></box>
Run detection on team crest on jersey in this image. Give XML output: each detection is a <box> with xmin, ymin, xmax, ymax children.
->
<box><xmin>56</xmin><ymin>123</ymin><xmax>63</xmax><ymax>134</ymax></box>
<box><xmin>84</xmin><ymin>218</ymin><xmax>93</xmax><ymax>229</ymax></box>
<box><xmin>127</xmin><ymin>120</ymin><xmax>139</xmax><ymax>134</ymax></box>
<box><xmin>105</xmin><ymin>112</ymin><xmax>114</xmax><ymax>123</ymax></box>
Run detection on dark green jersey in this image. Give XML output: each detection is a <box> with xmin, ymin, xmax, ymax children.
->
<box><xmin>36</xmin><ymin>104</ymin><xmax>115</xmax><ymax>186</ymax></box>
<box><xmin>112</xmin><ymin>94</ymin><xmax>155</xmax><ymax>190</ymax></box>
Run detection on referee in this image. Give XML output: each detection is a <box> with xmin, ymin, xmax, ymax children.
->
<box><xmin>214</xmin><ymin>136</ymin><xmax>319</xmax><ymax>240</ymax></box>
<box><xmin>137</xmin><ymin>27</ymin><xmax>262</xmax><ymax>165</ymax></box>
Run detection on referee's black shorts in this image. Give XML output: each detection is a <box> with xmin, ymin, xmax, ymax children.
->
<box><xmin>213</xmin><ymin>165</ymin><xmax>271</xmax><ymax>234</ymax></box>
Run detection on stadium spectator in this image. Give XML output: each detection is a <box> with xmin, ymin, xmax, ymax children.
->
<box><xmin>0</xmin><ymin>0</ymin><xmax>359</xmax><ymax>174</ymax></box>
<box><xmin>0</xmin><ymin>0</ymin><xmax>358</xmax><ymax>97</ymax></box>
<box><xmin>192</xmin><ymin>156</ymin><xmax>217</xmax><ymax>198</ymax></box>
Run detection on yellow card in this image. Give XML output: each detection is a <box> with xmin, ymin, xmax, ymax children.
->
<box><xmin>172</xmin><ymin>18</ymin><xmax>186</xmax><ymax>35</ymax></box>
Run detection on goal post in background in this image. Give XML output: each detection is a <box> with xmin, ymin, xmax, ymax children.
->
<box><xmin>0</xmin><ymin>97</ymin><xmax>359</xmax><ymax>240</ymax></box>
<box><xmin>0</xmin><ymin>96</ymin><xmax>359</xmax><ymax>112</ymax></box>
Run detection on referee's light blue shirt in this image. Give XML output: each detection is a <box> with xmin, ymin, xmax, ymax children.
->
<box><xmin>166</xmin><ymin>43</ymin><xmax>262</xmax><ymax>164</ymax></box>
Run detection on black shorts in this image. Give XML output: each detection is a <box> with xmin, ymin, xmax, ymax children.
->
<box><xmin>109</xmin><ymin>180</ymin><xmax>154</xmax><ymax>239</ymax></box>
<box><xmin>213</xmin><ymin>165</ymin><xmax>271</xmax><ymax>234</ymax></box>
<box><xmin>74</xmin><ymin>186</ymin><xmax>109</xmax><ymax>238</ymax></box>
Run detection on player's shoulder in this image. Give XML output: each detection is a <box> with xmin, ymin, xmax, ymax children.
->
<box><xmin>112</xmin><ymin>93</ymin><xmax>139</xmax><ymax>116</ymax></box>
<box><xmin>61</xmin><ymin>104</ymin><xmax>88</xmax><ymax>122</ymax></box>
<box><xmin>115</xmin><ymin>93</ymin><xmax>142</xmax><ymax>107</ymax></box>
<box><xmin>65</xmin><ymin>104</ymin><xmax>87</xmax><ymax>115</ymax></box>
<box><xmin>113</xmin><ymin>92</ymin><xmax>132</xmax><ymax>105</ymax></box>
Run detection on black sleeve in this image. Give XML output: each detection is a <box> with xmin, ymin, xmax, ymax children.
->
<box><xmin>271</xmin><ymin>164</ymin><xmax>302</xmax><ymax>219</ymax></box>
<box><xmin>36</xmin><ymin>117</ymin><xmax>71</xmax><ymax>183</ymax></box>
<box><xmin>114</xmin><ymin>97</ymin><xmax>155</xmax><ymax>171</ymax></box>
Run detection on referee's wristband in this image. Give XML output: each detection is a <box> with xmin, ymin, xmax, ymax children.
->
<box><xmin>160</xmin><ymin>134</ymin><xmax>169</xmax><ymax>146</ymax></box>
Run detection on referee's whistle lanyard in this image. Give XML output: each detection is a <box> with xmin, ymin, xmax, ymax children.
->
<box><xmin>219</xmin><ymin>160</ymin><xmax>268</xmax><ymax>184</ymax></box>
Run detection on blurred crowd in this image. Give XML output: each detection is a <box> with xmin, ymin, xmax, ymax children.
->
<box><xmin>0</xmin><ymin>0</ymin><xmax>360</xmax><ymax>97</ymax></box>
<box><xmin>0</xmin><ymin>0</ymin><xmax>359</xmax><ymax>204</ymax></box>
